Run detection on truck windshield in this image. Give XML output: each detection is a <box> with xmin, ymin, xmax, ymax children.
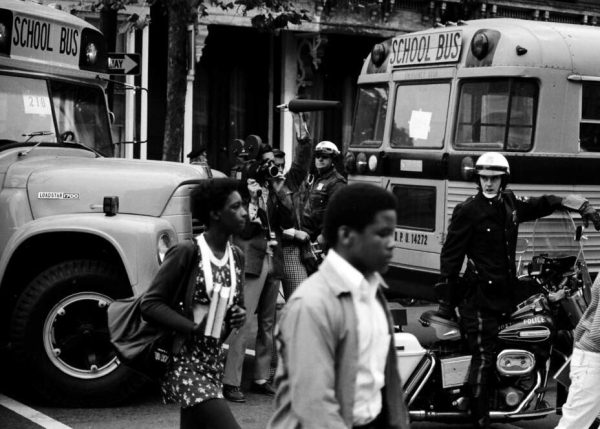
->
<box><xmin>390</xmin><ymin>82</ymin><xmax>450</xmax><ymax>149</ymax></box>
<box><xmin>0</xmin><ymin>74</ymin><xmax>113</xmax><ymax>156</ymax></box>
<box><xmin>350</xmin><ymin>85</ymin><xmax>388</xmax><ymax>147</ymax></box>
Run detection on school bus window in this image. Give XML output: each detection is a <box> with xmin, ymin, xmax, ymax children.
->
<box><xmin>454</xmin><ymin>79</ymin><xmax>537</xmax><ymax>151</ymax></box>
<box><xmin>390</xmin><ymin>83</ymin><xmax>449</xmax><ymax>149</ymax></box>
<box><xmin>580</xmin><ymin>83</ymin><xmax>600</xmax><ymax>152</ymax></box>
<box><xmin>392</xmin><ymin>185</ymin><xmax>436</xmax><ymax>231</ymax></box>
<box><xmin>0</xmin><ymin>75</ymin><xmax>55</xmax><ymax>144</ymax></box>
<box><xmin>350</xmin><ymin>85</ymin><xmax>387</xmax><ymax>147</ymax></box>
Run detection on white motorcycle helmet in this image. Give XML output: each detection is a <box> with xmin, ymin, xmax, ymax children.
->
<box><xmin>475</xmin><ymin>152</ymin><xmax>510</xmax><ymax>190</ymax></box>
<box><xmin>315</xmin><ymin>140</ymin><xmax>340</xmax><ymax>158</ymax></box>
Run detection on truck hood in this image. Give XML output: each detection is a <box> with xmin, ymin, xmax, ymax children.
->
<box><xmin>6</xmin><ymin>156</ymin><xmax>205</xmax><ymax>218</ymax></box>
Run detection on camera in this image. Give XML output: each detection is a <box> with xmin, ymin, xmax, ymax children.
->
<box><xmin>229</xmin><ymin>134</ymin><xmax>281</xmax><ymax>183</ymax></box>
<box><xmin>248</xmin><ymin>159</ymin><xmax>280</xmax><ymax>183</ymax></box>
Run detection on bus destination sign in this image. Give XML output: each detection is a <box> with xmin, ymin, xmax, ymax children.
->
<box><xmin>389</xmin><ymin>30</ymin><xmax>462</xmax><ymax>68</ymax></box>
<box><xmin>11</xmin><ymin>12</ymin><xmax>81</xmax><ymax>69</ymax></box>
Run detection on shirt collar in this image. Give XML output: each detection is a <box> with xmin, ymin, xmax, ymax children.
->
<box><xmin>325</xmin><ymin>250</ymin><xmax>387</xmax><ymax>300</ymax></box>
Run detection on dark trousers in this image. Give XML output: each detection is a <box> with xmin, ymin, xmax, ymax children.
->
<box><xmin>459</xmin><ymin>304</ymin><xmax>502</xmax><ymax>429</ymax></box>
<box><xmin>180</xmin><ymin>398</ymin><xmax>240</xmax><ymax>429</ymax></box>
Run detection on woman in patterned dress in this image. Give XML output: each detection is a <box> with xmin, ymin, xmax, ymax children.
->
<box><xmin>141</xmin><ymin>178</ymin><xmax>247</xmax><ymax>429</ymax></box>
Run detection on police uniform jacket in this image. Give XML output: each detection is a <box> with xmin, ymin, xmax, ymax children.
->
<box><xmin>440</xmin><ymin>190</ymin><xmax>563</xmax><ymax>313</ymax></box>
<box><xmin>301</xmin><ymin>167</ymin><xmax>347</xmax><ymax>241</ymax></box>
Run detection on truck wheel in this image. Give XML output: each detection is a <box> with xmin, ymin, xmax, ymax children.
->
<box><xmin>10</xmin><ymin>260</ymin><xmax>146</xmax><ymax>406</ymax></box>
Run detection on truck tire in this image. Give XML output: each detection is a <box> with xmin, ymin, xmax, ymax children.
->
<box><xmin>9</xmin><ymin>259</ymin><xmax>147</xmax><ymax>406</ymax></box>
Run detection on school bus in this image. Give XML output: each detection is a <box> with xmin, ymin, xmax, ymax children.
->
<box><xmin>0</xmin><ymin>0</ymin><xmax>209</xmax><ymax>405</ymax></box>
<box><xmin>345</xmin><ymin>18</ymin><xmax>600</xmax><ymax>301</ymax></box>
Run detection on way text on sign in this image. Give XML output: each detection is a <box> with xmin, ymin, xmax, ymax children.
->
<box><xmin>107</xmin><ymin>53</ymin><xmax>140</xmax><ymax>75</ymax></box>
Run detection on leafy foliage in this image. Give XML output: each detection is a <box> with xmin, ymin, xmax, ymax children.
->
<box><xmin>199</xmin><ymin>0</ymin><xmax>311</xmax><ymax>30</ymax></box>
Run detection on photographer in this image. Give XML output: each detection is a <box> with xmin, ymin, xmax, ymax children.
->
<box><xmin>223</xmin><ymin>143</ymin><xmax>294</xmax><ymax>403</ymax></box>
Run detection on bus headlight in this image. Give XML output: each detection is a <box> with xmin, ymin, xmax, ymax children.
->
<box><xmin>461</xmin><ymin>156</ymin><xmax>475</xmax><ymax>180</ymax></box>
<box><xmin>368</xmin><ymin>154</ymin><xmax>378</xmax><ymax>172</ymax></box>
<box><xmin>157</xmin><ymin>233</ymin><xmax>172</xmax><ymax>264</ymax></box>
<box><xmin>344</xmin><ymin>152</ymin><xmax>356</xmax><ymax>174</ymax></box>
<box><xmin>356</xmin><ymin>152</ymin><xmax>368</xmax><ymax>174</ymax></box>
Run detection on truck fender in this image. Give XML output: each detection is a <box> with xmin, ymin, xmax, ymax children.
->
<box><xmin>0</xmin><ymin>213</ymin><xmax>178</xmax><ymax>292</ymax></box>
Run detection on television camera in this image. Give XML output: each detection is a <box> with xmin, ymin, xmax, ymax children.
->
<box><xmin>228</xmin><ymin>99</ymin><xmax>341</xmax><ymax>183</ymax></box>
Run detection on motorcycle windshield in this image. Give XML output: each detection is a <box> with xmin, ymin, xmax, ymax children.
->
<box><xmin>531</xmin><ymin>209</ymin><xmax>582</xmax><ymax>260</ymax></box>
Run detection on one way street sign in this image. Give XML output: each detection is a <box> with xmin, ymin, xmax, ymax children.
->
<box><xmin>107</xmin><ymin>53</ymin><xmax>140</xmax><ymax>75</ymax></box>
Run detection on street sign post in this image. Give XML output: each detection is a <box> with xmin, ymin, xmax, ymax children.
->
<box><xmin>107</xmin><ymin>53</ymin><xmax>140</xmax><ymax>75</ymax></box>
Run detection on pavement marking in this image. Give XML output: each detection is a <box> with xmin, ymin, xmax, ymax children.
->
<box><xmin>0</xmin><ymin>394</ymin><xmax>71</xmax><ymax>429</ymax></box>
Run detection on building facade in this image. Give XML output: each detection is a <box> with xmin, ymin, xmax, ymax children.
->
<box><xmin>49</xmin><ymin>0</ymin><xmax>600</xmax><ymax>172</ymax></box>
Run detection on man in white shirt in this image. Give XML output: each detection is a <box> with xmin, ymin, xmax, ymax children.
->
<box><xmin>268</xmin><ymin>183</ymin><xmax>410</xmax><ymax>429</ymax></box>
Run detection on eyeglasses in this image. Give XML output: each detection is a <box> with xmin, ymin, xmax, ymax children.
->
<box><xmin>315</xmin><ymin>153</ymin><xmax>332</xmax><ymax>160</ymax></box>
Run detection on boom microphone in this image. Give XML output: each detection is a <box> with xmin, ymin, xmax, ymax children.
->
<box><xmin>287</xmin><ymin>99</ymin><xmax>342</xmax><ymax>113</ymax></box>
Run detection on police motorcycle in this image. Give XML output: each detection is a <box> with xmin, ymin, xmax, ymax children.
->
<box><xmin>395</xmin><ymin>209</ymin><xmax>592</xmax><ymax>424</ymax></box>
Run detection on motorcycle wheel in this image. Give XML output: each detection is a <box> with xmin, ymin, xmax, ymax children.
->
<box><xmin>9</xmin><ymin>259</ymin><xmax>146</xmax><ymax>406</ymax></box>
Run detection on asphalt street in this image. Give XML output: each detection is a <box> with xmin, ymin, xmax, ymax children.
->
<box><xmin>0</xmin><ymin>304</ymin><xmax>563</xmax><ymax>429</ymax></box>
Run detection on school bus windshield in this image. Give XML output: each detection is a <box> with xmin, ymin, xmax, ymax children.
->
<box><xmin>390</xmin><ymin>82</ymin><xmax>450</xmax><ymax>149</ymax></box>
<box><xmin>0</xmin><ymin>74</ymin><xmax>112</xmax><ymax>156</ymax></box>
<box><xmin>350</xmin><ymin>85</ymin><xmax>388</xmax><ymax>147</ymax></box>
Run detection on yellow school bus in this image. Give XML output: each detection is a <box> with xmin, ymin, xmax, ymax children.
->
<box><xmin>345</xmin><ymin>19</ymin><xmax>600</xmax><ymax>300</ymax></box>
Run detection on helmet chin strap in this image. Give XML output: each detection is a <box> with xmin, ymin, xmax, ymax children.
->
<box><xmin>483</xmin><ymin>191</ymin><xmax>498</xmax><ymax>199</ymax></box>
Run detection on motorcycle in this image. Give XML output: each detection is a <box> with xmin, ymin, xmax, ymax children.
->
<box><xmin>395</xmin><ymin>210</ymin><xmax>592</xmax><ymax>424</ymax></box>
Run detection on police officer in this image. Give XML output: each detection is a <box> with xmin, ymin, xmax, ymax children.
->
<box><xmin>436</xmin><ymin>152</ymin><xmax>600</xmax><ymax>429</ymax></box>
<box><xmin>301</xmin><ymin>141</ymin><xmax>347</xmax><ymax>246</ymax></box>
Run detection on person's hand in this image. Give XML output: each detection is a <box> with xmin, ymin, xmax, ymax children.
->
<box><xmin>580</xmin><ymin>202</ymin><xmax>600</xmax><ymax>231</ymax></box>
<box><xmin>192</xmin><ymin>319</ymin><xmax>206</xmax><ymax>335</ymax></box>
<box><xmin>247</xmin><ymin>178</ymin><xmax>261</xmax><ymax>201</ymax></box>
<box><xmin>548</xmin><ymin>289</ymin><xmax>566</xmax><ymax>303</ymax></box>
<box><xmin>316</xmin><ymin>233</ymin><xmax>325</xmax><ymax>247</ymax></box>
<box><xmin>294</xmin><ymin>230</ymin><xmax>310</xmax><ymax>243</ymax></box>
<box><xmin>266</xmin><ymin>239</ymin><xmax>278</xmax><ymax>253</ymax></box>
<box><xmin>226</xmin><ymin>304</ymin><xmax>246</xmax><ymax>330</ymax></box>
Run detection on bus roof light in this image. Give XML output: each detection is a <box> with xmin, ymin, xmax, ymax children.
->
<box><xmin>0</xmin><ymin>8</ymin><xmax>12</xmax><ymax>56</ymax></box>
<box><xmin>0</xmin><ymin>23</ymin><xmax>7</xmax><ymax>50</ymax></box>
<box><xmin>471</xmin><ymin>31</ymin><xmax>489</xmax><ymax>60</ymax></box>
<box><xmin>371</xmin><ymin>43</ymin><xmax>388</xmax><ymax>67</ymax></box>
<box><xmin>85</xmin><ymin>43</ymin><xmax>98</xmax><ymax>65</ymax></box>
